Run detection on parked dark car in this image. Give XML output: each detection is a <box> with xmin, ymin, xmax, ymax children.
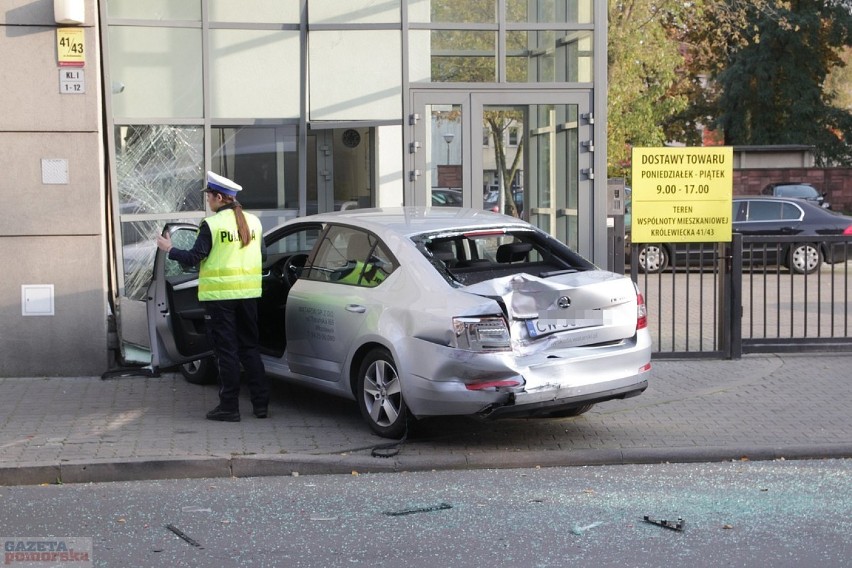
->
<box><xmin>431</xmin><ymin>188</ymin><xmax>464</xmax><ymax>207</ymax></box>
<box><xmin>484</xmin><ymin>188</ymin><xmax>524</xmax><ymax>215</ymax></box>
<box><xmin>634</xmin><ymin>196</ymin><xmax>852</xmax><ymax>274</ymax></box>
<box><xmin>760</xmin><ymin>182</ymin><xmax>830</xmax><ymax>209</ymax></box>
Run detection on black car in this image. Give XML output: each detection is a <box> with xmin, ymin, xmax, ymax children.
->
<box><xmin>635</xmin><ymin>196</ymin><xmax>852</xmax><ymax>274</ymax></box>
<box><xmin>484</xmin><ymin>188</ymin><xmax>524</xmax><ymax>215</ymax></box>
<box><xmin>760</xmin><ymin>182</ymin><xmax>830</xmax><ymax>209</ymax></box>
<box><xmin>431</xmin><ymin>188</ymin><xmax>464</xmax><ymax>206</ymax></box>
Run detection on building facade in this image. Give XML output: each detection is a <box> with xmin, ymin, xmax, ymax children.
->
<box><xmin>0</xmin><ymin>0</ymin><xmax>609</xmax><ymax>376</ymax></box>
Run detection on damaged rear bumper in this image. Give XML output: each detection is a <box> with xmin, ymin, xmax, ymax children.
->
<box><xmin>398</xmin><ymin>332</ymin><xmax>652</xmax><ymax>418</ymax></box>
<box><xmin>477</xmin><ymin>379</ymin><xmax>648</xmax><ymax>419</ymax></box>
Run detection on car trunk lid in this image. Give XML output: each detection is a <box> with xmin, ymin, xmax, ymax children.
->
<box><xmin>464</xmin><ymin>271</ymin><xmax>638</xmax><ymax>348</ymax></box>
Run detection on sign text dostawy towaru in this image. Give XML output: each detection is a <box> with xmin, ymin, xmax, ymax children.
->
<box><xmin>631</xmin><ymin>147</ymin><xmax>733</xmax><ymax>243</ymax></box>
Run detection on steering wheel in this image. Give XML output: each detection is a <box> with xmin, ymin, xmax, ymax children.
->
<box><xmin>277</xmin><ymin>253</ymin><xmax>308</xmax><ymax>288</ymax></box>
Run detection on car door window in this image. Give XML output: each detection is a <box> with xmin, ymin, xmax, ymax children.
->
<box><xmin>747</xmin><ymin>201</ymin><xmax>783</xmax><ymax>222</ymax></box>
<box><xmin>780</xmin><ymin>202</ymin><xmax>803</xmax><ymax>220</ymax></box>
<box><xmin>305</xmin><ymin>226</ymin><xmax>396</xmax><ymax>287</ymax></box>
<box><xmin>165</xmin><ymin>228</ymin><xmax>200</xmax><ymax>277</ymax></box>
<box><xmin>267</xmin><ymin>227</ymin><xmax>321</xmax><ymax>256</ymax></box>
<box><xmin>733</xmin><ymin>201</ymin><xmax>747</xmax><ymax>223</ymax></box>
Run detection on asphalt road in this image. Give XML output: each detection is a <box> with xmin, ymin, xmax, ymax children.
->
<box><xmin>2</xmin><ymin>460</ymin><xmax>849</xmax><ymax>567</ymax></box>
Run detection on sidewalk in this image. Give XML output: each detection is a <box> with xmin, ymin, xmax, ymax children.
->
<box><xmin>1</xmin><ymin>353</ymin><xmax>850</xmax><ymax>486</ymax></box>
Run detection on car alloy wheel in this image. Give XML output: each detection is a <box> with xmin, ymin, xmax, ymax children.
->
<box><xmin>180</xmin><ymin>357</ymin><xmax>217</xmax><ymax>385</ymax></box>
<box><xmin>357</xmin><ymin>347</ymin><xmax>408</xmax><ymax>439</ymax></box>
<box><xmin>789</xmin><ymin>243</ymin><xmax>821</xmax><ymax>274</ymax></box>
<box><xmin>638</xmin><ymin>244</ymin><xmax>668</xmax><ymax>274</ymax></box>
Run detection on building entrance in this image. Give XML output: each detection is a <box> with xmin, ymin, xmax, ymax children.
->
<box><xmin>307</xmin><ymin>127</ymin><xmax>375</xmax><ymax>215</ymax></box>
<box><xmin>409</xmin><ymin>90</ymin><xmax>594</xmax><ymax>253</ymax></box>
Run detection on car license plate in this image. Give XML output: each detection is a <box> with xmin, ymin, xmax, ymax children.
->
<box><xmin>525</xmin><ymin>310</ymin><xmax>603</xmax><ymax>339</ymax></box>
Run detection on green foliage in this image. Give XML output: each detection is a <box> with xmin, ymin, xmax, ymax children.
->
<box><xmin>676</xmin><ymin>0</ymin><xmax>852</xmax><ymax>165</ymax></box>
<box><xmin>607</xmin><ymin>0</ymin><xmax>689</xmax><ymax>180</ymax></box>
<box><xmin>713</xmin><ymin>0</ymin><xmax>852</xmax><ymax>165</ymax></box>
<box><xmin>825</xmin><ymin>47</ymin><xmax>852</xmax><ymax>111</ymax></box>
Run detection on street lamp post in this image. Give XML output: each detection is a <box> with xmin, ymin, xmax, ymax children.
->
<box><xmin>443</xmin><ymin>132</ymin><xmax>455</xmax><ymax>165</ymax></box>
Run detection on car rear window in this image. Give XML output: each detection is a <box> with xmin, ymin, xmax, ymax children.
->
<box><xmin>775</xmin><ymin>185</ymin><xmax>818</xmax><ymax>199</ymax></box>
<box><xmin>415</xmin><ymin>229</ymin><xmax>593</xmax><ymax>285</ymax></box>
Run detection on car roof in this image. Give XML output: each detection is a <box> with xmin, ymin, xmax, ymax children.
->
<box><xmin>297</xmin><ymin>207</ymin><xmax>532</xmax><ymax>237</ymax></box>
<box><xmin>765</xmin><ymin>181</ymin><xmax>813</xmax><ymax>186</ymax></box>
<box><xmin>735</xmin><ymin>195</ymin><xmax>810</xmax><ymax>202</ymax></box>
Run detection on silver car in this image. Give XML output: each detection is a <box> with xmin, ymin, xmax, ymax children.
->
<box><xmin>150</xmin><ymin>208</ymin><xmax>652</xmax><ymax>438</ymax></box>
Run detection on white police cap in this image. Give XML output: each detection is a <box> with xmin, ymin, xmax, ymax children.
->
<box><xmin>204</xmin><ymin>171</ymin><xmax>242</xmax><ymax>197</ymax></box>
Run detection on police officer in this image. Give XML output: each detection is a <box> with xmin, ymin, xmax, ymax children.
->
<box><xmin>156</xmin><ymin>171</ymin><xmax>269</xmax><ymax>422</ymax></box>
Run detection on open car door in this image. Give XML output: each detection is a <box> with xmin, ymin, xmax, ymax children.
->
<box><xmin>147</xmin><ymin>223</ymin><xmax>213</xmax><ymax>374</ymax></box>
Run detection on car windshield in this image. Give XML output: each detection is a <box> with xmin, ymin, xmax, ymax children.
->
<box><xmin>775</xmin><ymin>185</ymin><xmax>818</xmax><ymax>199</ymax></box>
<box><xmin>413</xmin><ymin>228</ymin><xmax>593</xmax><ymax>286</ymax></box>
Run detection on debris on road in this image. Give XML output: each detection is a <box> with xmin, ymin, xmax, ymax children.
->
<box><xmin>643</xmin><ymin>515</ymin><xmax>685</xmax><ymax>532</ymax></box>
<box><xmin>166</xmin><ymin>524</ymin><xmax>202</xmax><ymax>547</ymax></box>
<box><xmin>384</xmin><ymin>503</ymin><xmax>453</xmax><ymax>516</ymax></box>
<box><xmin>570</xmin><ymin>521</ymin><xmax>604</xmax><ymax>535</ymax></box>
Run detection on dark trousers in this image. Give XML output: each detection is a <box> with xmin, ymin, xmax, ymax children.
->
<box><xmin>204</xmin><ymin>298</ymin><xmax>268</xmax><ymax>413</ymax></box>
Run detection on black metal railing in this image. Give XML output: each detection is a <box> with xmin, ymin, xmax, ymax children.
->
<box><xmin>629</xmin><ymin>242</ymin><xmax>728</xmax><ymax>358</ymax></box>
<box><xmin>737</xmin><ymin>235</ymin><xmax>851</xmax><ymax>355</ymax></box>
<box><xmin>628</xmin><ymin>235</ymin><xmax>852</xmax><ymax>359</ymax></box>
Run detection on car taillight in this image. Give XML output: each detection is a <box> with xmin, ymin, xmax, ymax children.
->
<box><xmin>452</xmin><ymin>316</ymin><xmax>511</xmax><ymax>351</ymax></box>
<box><xmin>636</xmin><ymin>292</ymin><xmax>647</xmax><ymax>331</ymax></box>
<box><xmin>843</xmin><ymin>226</ymin><xmax>852</xmax><ymax>236</ymax></box>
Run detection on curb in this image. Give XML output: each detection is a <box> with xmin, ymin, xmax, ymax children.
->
<box><xmin>2</xmin><ymin>444</ymin><xmax>851</xmax><ymax>487</ymax></box>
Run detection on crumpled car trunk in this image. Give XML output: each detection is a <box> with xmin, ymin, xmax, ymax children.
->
<box><xmin>464</xmin><ymin>271</ymin><xmax>638</xmax><ymax>351</ymax></box>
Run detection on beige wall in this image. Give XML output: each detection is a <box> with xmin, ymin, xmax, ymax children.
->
<box><xmin>0</xmin><ymin>0</ymin><xmax>108</xmax><ymax>376</ymax></box>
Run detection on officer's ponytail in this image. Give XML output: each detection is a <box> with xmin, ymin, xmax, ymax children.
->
<box><xmin>217</xmin><ymin>193</ymin><xmax>252</xmax><ymax>248</ymax></box>
<box><xmin>231</xmin><ymin>201</ymin><xmax>252</xmax><ymax>248</ymax></box>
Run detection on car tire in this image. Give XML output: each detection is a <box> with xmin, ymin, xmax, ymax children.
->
<box><xmin>356</xmin><ymin>347</ymin><xmax>409</xmax><ymax>439</ymax></box>
<box><xmin>180</xmin><ymin>357</ymin><xmax>217</xmax><ymax>385</ymax></box>
<box><xmin>547</xmin><ymin>404</ymin><xmax>595</xmax><ymax>418</ymax></box>
<box><xmin>788</xmin><ymin>243</ymin><xmax>821</xmax><ymax>274</ymax></box>
<box><xmin>637</xmin><ymin>244</ymin><xmax>669</xmax><ymax>274</ymax></box>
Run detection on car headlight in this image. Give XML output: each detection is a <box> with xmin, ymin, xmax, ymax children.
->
<box><xmin>452</xmin><ymin>316</ymin><xmax>511</xmax><ymax>351</ymax></box>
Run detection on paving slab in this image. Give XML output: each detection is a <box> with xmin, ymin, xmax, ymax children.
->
<box><xmin>0</xmin><ymin>353</ymin><xmax>850</xmax><ymax>485</ymax></box>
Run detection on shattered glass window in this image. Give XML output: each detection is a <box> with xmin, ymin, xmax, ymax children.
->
<box><xmin>115</xmin><ymin>125</ymin><xmax>204</xmax><ymax>300</ymax></box>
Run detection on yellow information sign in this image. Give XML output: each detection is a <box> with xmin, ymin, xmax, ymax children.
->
<box><xmin>631</xmin><ymin>147</ymin><xmax>733</xmax><ymax>243</ymax></box>
<box><xmin>57</xmin><ymin>28</ymin><xmax>85</xmax><ymax>67</ymax></box>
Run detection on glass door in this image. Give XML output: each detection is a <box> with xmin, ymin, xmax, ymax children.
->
<box><xmin>409</xmin><ymin>92</ymin><xmax>469</xmax><ymax>209</ymax></box>
<box><xmin>307</xmin><ymin>127</ymin><xmax>375</xmax><ymax>215</ymax></box>
<box><xmin>409</xmin><ymin>91</ymin><xmax>594</xmax><ymax>253</ymax></box>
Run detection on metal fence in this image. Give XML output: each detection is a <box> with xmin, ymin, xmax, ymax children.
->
<box><xmin>628</xmin><ymin>235</ymin><xmax>852</xmax><ymax>359</ymax></box>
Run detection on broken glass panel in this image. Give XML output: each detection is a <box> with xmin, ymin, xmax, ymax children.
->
<box><xmin>115</xmin><ymin>125</ymin><xmax>204</xmax><ymax>300</ymax></box>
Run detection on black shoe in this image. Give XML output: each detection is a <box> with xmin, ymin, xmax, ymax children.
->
<box><xmin>253</xmin><ymin>407</ymin><xmax>268</xmax><ymax>419</ymax></box>
<box><xmin>206</xmin><ymin>406</ymin><xmax>240</xmax><ymax>422</ymax></box>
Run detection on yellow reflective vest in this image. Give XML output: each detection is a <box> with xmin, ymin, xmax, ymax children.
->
<box><xmin>198</xmin><ymin>209</ymin><xmax>263</xmax><ymax>301</ymax></box>
<box><xmin>336</xmin><ymin>261</ymin><xmax>386</xmax><ymax>287</ymax></box>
